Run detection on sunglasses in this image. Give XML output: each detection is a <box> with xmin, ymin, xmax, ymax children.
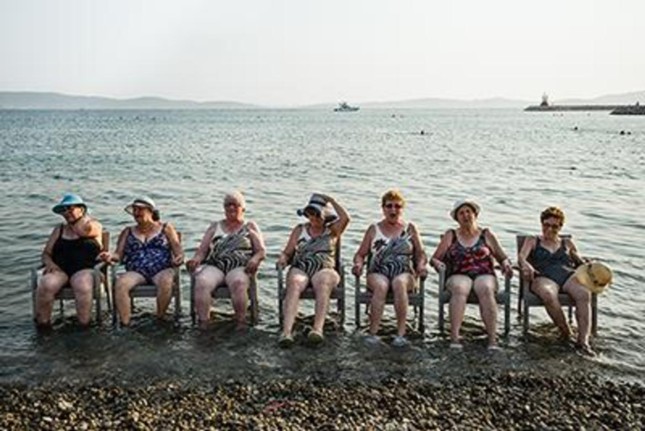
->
<box><xmin>384</xmin><ymin>203</ymin><xmax>403</xmax><ymax>210</ymax></box>
<box><xmin>542</xmin><ymin>222</ymin><xmax>561</xmax><ymax>229</ymax></box>
<box><xmin>224</xmin><ymin>201</ymin><xmax>241</xmax><ymax>207</ymax></box>
<box><xmin>63</xmin><ymin>205</ymin><xmax>79</xmax><ymax>212</ymax></box>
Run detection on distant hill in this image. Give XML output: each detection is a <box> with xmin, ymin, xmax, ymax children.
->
<box><xmin>557</xmin><ymin>90</ymin><xmax>645</xmax><ymax>106</ymax></box>
<box><xmin>0</xmin><ymin>92</ymin><xmax>259</xmax><ymax>110</ymax></box>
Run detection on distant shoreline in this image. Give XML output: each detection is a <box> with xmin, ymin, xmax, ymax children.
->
<box><xmin>525</xmin><ymin>104</ymin><xmax>645</xmax><ymax>115</ymax></box>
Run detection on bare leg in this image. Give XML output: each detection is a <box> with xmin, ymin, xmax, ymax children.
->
<box><xmin>193</xmin><ymin>265</ymin><xmax>225</xmax><ymax>328</ymax></box>
<box><xmin>447</xmin><ymin>275</ymin><xmax>473</xmax><ymax>344</ymax></box>
<box><xmin>152</xmin><ymin>268</ymin><xmax>176</xmax><ymax>319</ymax></box>
<box><xmin>531</xmin><ymin>277</ymin><xmax>571</xmax><ymax>339</ymax></box>
<box><xmin>114</xmin><ymin>271</ymin><xmax>146</xmax><ymax>326</ymax></box>
<box><xmin>35</xmin><ymin>272</ymin><xmax>69</xmax><ymax>326</ymax></box>
<box><xmin>473</xmin><ymin>274</ymin><xmax>498</xmax><ymax>347</ymax></box>
<box><xmin>226</xmin><ymin>267</ymin><xmax>250</xmax><ymax>330</ymax></box>
<box><xmin>367</xmin><ymin>273</ymin><xmax>390</xmax><ymax>336</ymax></box>
<box><xmin>563</xmin><ymin>279</ymin><xmax>592</xmax><ymax>346</ymax></box>
<box><xmin>391</xmin><ymin>273</ymin><xmax>414</xmax><ymax>337</ymax></box>
<box><xmin>70</xmin><ymin>269</ymin><xmax>95</xmax><ymax>327</ymax></box>
<box><xmin>282</xmin><ymin>269</ymin><xmax>309</xmax><ymax>337</ymax></box>
<box><xmin>311</xmin><ymin>269</ymin><xmax>339</xmax><ymax>334</ymax></box>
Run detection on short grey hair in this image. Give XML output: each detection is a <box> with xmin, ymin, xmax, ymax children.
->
<box><xmin>224</xmin><ymin>191</ymin><xmax>246</xmax><ymax>209</ymax></box>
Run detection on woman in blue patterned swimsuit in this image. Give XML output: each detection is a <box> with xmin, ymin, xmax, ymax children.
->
<box><xmin>186</xmin><ymin>192</ymin><xmax>266</xmax><ymax>330</ymax></box>
<box><xmin>353</xmin><ymin>190</ymin><xmax>427</xmax><ymax>347</ymax></box>
<box><xmin>431</xmin><ymin>199</ymin><xmax>512</xmax><ymax>350</ymax></box>
<box><xmin>100</xmin><ymin>197</ymin><xmax>183</xmax><ymax>326</ymax></box>
<box><xmin>277</xmin><ymin>193</ymin><xmax>350</xmax><ymax>347</ymax></box>
<box><xmin>518</xmin><ymin>206</ymin><xmax>593</xmax><ymax>354</ymax></box>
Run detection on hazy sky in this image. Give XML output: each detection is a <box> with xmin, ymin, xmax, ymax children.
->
<box><xmin>1</xmin><ymin>0</ymin><xmax>643</xmax><ymax>106</ymax></box>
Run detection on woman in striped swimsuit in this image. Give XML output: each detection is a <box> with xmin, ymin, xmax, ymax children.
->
<box><xmin>277</xmin><ymin>193</ymin><xmax>350</xmax><ymax>347</ymax></box>
<box><xmin>187</xmin><ymin>191</ymin><xmax>266</xmax><ymax>330</ymax></box>
<box><xmin>353</xmin><ymin>190</ymin><xmax>428</xmax><ymax>347</ymax></box>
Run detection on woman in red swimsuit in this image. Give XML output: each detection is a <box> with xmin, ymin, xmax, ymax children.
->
<box><xmin>431</xmin><ymin>199</ymin><xmax>512</xmax><ymax>350</ymax></box>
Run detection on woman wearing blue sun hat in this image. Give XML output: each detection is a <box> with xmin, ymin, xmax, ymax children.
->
<box><xmin>35</xmin><ymin>193</ymin><xmax>103</xmax><ymax>328</ymax></box>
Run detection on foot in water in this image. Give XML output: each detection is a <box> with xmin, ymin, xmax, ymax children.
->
<box><xmin>576</xmin><ymin>342</ymin><xmax>597</xmax><ymax>357</ymax></box>
<box><xmin>278</xmin><ymin>333</ymin><xmax>295</xmax><ymax>348</ymax></box>
<box><xmin>307</xmin><ymin>330</ymin><xmax>324</xmax><ymax>345</ymax></box>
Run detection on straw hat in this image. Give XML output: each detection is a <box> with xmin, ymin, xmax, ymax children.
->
<box><xmin>574</xmin><ymin>262</ymin><xmax>613</xmax><ymax>294</ymax></box>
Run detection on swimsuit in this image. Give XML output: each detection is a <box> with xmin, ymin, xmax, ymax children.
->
<box><xmin>123</xmin><ymin>225</ymin><xmax>172</xmax><ymax>283</ymax></box>
<box><xmin>445</xmin><ymin>229</ymin><xmax>495</xmax><ymax>279</ymax></box>
<box><xmin>290</xmin><ymin>224</ymin><xmax>336</xmax><ymax>279</ymax></box>
<box><xmin>528</xmin><ymin>237</ymin><xmax>575</xmax><ymax>288</ymax></box>
<box><xmin>203</xmin><ymin>222</ymin><xmax>253</xmax><ymax>274</ymax></box>
<box><xmin>367</xmin><ymin>223</ymin><xmax>414</xmax><ymax>280</ymax></box>
<box><xmin>52</xmin><ymin>225</ymin><xmax>101</xmax><ymax>277</ymax></box>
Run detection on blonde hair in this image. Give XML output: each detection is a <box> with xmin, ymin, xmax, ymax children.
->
<box><xmin>381</xmin><ymin>189</ymin><xmax>406</xmax><ymax>207</ymax></box>
<box><xmin>540</xmin><ymin>206</ymin><xmax>565</xmax><ymax>225</ymax></box>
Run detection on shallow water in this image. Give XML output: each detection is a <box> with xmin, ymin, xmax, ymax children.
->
<box><xmin>1</xmin><ymin>108</ymin><xmax>643</xmax><ymax>385</ymax></box>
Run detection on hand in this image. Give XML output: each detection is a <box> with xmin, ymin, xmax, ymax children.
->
<box><xmin>245</xmin><ymin>257</ymin><xmax>260</xmax><ymax>274</ymax></box>
<box><xmin>432</xmin><ymin>259</ymin><xmax>446</xmax><ymax>273</ymax></box>
<box><xmin>43</xmin><ymin>262</ymin><xmax>62</xmax><ymax>274</ymax></box>
<box><xmin>502</xmin><ymin>261</ymin><xmax>513</xmax><ymax>278</ymax></box>
<box><xmin>276</xmin><ymin>255</ymin><xmax>288</xmax><ymax>270</ymax></box>
<box><xmin>416</xmin><ymin>263</ymin><xmax>428</xmax><ymax>279</ymax></box>
<box><xmin>521</xmin><ymin>265</ymin><xmax>535</xmax><ymax>281</ymax></box>
<box><xmin>186</xmin><ymin>259</ymin><xmax>200</xmax><ymax>273</ymax></box>
<box><xmin>172</xmin><ymin>254</ymin><xmax>185</xmax><ymax>267</ymax></box>
<box><xmin>352</xmin><ymin>262</ymin><xmax>363</xmax><ymax>277</ymax></box>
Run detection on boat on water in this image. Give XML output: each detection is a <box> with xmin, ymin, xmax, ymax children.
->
<box><xmin>334</xmin><ymin>101</ymin><xmax>359</xmax><ymax>112</ymax></box>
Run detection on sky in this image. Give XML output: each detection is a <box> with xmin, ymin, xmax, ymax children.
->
<box><xmin>1</xmin><ymin>0</ymin><xmax>643</xmax><ymax>106</ymax></box>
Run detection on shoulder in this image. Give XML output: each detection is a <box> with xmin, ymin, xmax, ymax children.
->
<box><xmin>246</xmin><ymin>220</ymin><xmax>261</xmax><ymax>232</ymax></box>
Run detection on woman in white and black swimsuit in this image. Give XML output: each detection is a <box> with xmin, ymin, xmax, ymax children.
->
<box><xmin>518</xmin><ymin>206</ymin><xmax>594</xmax><ymax>355</ymax></box>
<box><xmin>277</xmin><ymin>193</ymin><xmax>350</xmax><ymax>347</ymax></box>
<box><xmin>352</xmin><ymin>190</ymin><xmax>427</xmax><ymax>347</ymax></box>
<box><xmin>187</xmin><ymin>192</ymin><xmax>266</xmax><ymax>330</ymax></box>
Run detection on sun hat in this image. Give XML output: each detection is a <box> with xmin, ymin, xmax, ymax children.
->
<box><xmin>450</xmin><ymin>199</ymin><xmax>481</xmax><ymax>220</ymax></box>
<box><xmin>52</xmin><ymin>193</ymin><xmax>87</xmax><ymax>214</ymax></box>
<box><xmin>574</xmin><ymin>262</ymin><xmax>613</xmax><ymax>294</ymax></box>
<box><xmin>125</xmin><ymin>196</ymin><xmax>160</xmax><ymax>221</ymax></box>
<box><xmin>297</xmin><ymin>194</ymin><xmax>328</xmax><ymax>218</ymax></box>
<box><xmin>297</xmin><ymin>194</ymin><xmax>338</xmax><ymax>224</ymax></box>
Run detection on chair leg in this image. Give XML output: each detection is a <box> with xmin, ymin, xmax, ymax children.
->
<box><xmin>523</xmin><ymin>301</ymin><xmax>529</xmax><ymax>336</ymax></box>
<box><xmin>438</xmin><ymin>297</ymin><xmax>445</xmax><ymax>335</ymax></box>
<box><xmin>591</xmin><ymin>294</ymin><xmax>598</xmax><ymax>336</ymax></box>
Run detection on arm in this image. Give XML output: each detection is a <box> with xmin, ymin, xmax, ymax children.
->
<box><xmin>319</xmin><ymin>194</ymin><xmax>350</xmax><ymax>237</ymax></box>
<box><xmin>277</xmin><ymin>225</ymin><xmax>302</xmax><ymax>269</ymax></box>
<box><xmin>518</xmin><ymin>236</ymin><xmax>537</xmax><ymax>281</ymax></box>
<box><xmin>565</xmin><ymin>238</ymin><xmax>586</xmax><ymax>267</ymax></box>
<box><xmin>71</xmin><ymin>216</ymin><xmax>102</xmax><ymax>240</ymax></box>
<box><xmin>352</xmin><ymin>225</ymin><xmax>375</xmax><ymax>277</ymax></box>
<box><xmin>430</xmin><ymin>230</ymin><xmax>452</xmax><ymax>272</ymax></box>
<box><xmin>245</xmin><ymin>221</ymin><xmax>266</xmax><ymax>274</ymax></box>
<box><xmin>484</xmin><ymin>229</ymin><xmax>513</xmax><ymax>277</ymax></box>
<box><xmin>409</xmin><ymin>222</ymin><xmax>428</xmax><ymax>278</ymax></box>
<box><xmin>163</xmin><ymin>223</ymin><xmax>185</xmax><ymax>267</ymax></box>
<box><xmin>42</xmin><ymin>225</ymin><xmax>63</xmax><ymax>274</ymax></box>
<box><xmin>186</xmin><ymin>224</ymin><xmax>216</xmax><ymax>273</ymax></box>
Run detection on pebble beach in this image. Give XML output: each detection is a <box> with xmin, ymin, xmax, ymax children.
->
<box><xmin>2</xmin><ymin>370</ymin><xmax>643</xmax><ymax>430</ymax></box>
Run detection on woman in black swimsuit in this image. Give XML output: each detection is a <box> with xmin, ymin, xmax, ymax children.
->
<box><xmin>518</xmin><ymin>206</ymin><xmax>593</xmax><ymax>354</ymax></box>
<box><xmin>36</xmin><ymin>193</ymin><xmax>103</xmax><ymax>328</ymax></box>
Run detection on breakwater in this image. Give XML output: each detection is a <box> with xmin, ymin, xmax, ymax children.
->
<box><xmin>524</xmin><ymin>105</ymin><xmax>619</xmax><ymax>112</ymax></box>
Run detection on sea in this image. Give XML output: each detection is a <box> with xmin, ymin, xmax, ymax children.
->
<box><xmin>0</xmin><ymin>108</ymin><xmax>643</xmax><ymax>386</ymax></box>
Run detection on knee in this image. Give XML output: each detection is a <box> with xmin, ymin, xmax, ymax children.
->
<box><xmin>370</xmin><ymin>284</ymin><xmax>389</xmax><ymax>300</ymax></box>
<box><xmin>38</xmin><ymin>279</ymin><xmax>60</xmax><ymax>297</ymax></box>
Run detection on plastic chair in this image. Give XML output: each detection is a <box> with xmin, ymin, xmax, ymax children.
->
<box><xmin>111</xmin><ymin>233</ymin><xmax>182</xmax><ymax>326</ymax></box>
<box><xmin>354</xmin><ymin>255</ymin><xmax>426</xmax><ymax>332</ymax></box>
<box><xmin>189</xmin><ymin>273</ymin><xmax>260</xmax><ymax>326</ymax></box>
<box><xmin>277</xmin><ymin>238</ymin><xmax>345</xmax><ymax>329</ymax></box>
<box><xmin>437</xmin><ymin>265</ymin><xmax>511</xmax><ymax>336</ymax></box>
<box><xmin>516</xmin><ymin>234</ymin><xmax>598</xmax><ymax>336</ymax></box>
<box><xmin>30</xmin><ymin>231</ymin><xmax>111</xmax><ymax>325</ymax></box>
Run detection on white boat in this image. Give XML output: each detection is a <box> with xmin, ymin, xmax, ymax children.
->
<box><xmin>334</xmin><ymin>101</ymin><xmax>359</xmax><ymax>112</ymax></box>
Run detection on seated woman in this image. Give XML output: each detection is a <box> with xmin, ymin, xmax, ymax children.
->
<box><xmin>186</xmin><ymin>192</ymin><xmax>266</xmax><ymax>330</ymax></box>
<box><xmin>431</xmin><ymin>199</ymin><xmax>512</xmax><ymax>350</ymax></box>
<box><xmin>100</xmin><ymin>197</ymin><xmax>183</xmax><ymax>326</ymax></box>
<box><xmin>36</xmin><ymin>193</ymin><xmax>103</xmax><ymax>328</ymax></box>
<box><xmin>277</xmin><ymin>193</ymin><xmax>350</xmax><ymax>347</ymax></box>
<box><xmin>517</xmin><ymin>206</ymin><xmax>594</xmax><ymax>354</ymax></box>
<box><xmin>352</xmin><ymin>190</ymin><xmax>427</xmax><ymax>347</ymax></box>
